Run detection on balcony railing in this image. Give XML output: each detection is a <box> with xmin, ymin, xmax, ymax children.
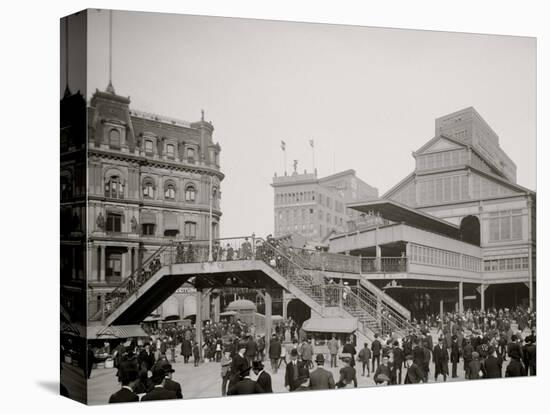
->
<box><xmin>361</xmin><ymin>257</ymin><xmax>408</xmax><ymax>273</ymax></box>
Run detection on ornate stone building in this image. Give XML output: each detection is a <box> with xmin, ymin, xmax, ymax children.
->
<box><xmin>85</xmin><ymin>85</ymin><xmax>224</xmax><ymax>318</ymax></box>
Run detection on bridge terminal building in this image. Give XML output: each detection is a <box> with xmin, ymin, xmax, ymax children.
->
<box><xmin>326</xmin><ymin>107</ymin><xmax>536</xmax><ymax>318</ymax></box>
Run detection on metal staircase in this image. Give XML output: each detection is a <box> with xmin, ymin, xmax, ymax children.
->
<box><xmin>89</xmin><ymin>235</ymin><xmax>417</xmax><ymax>339</ymax></box>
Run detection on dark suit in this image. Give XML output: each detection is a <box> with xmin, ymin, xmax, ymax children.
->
<box><xmin>140</xmin><ymin>386</ymin><xmax>178</xmax><ymax>401</ymax></box>
<box><xmin>163</xmin><ymin>378</ymin><xmax>183</xmax><ymax>399</ymax></box>
<box><xmin>484</xmin><ymin>355</ymin><xmax>502</xmax><ymax>379</ymax></box>
<box><xmin>256</xmin><ymin>371</ymin><xmax>273</xmax><ymax>393</ymax></box>
<box><xmin>450</xmin><ymin>341</ymin><xmax>460</xmax><ymax>378</ymax></box>
<box><xmin>108</xmin><ymin>387</ymin><xmax>139</xmax><ymax>403</ymax></box>
<box><xmin>371</xmin><ymin>340</ymin><xmax>382</xmax><ymax>371</ymax></box>
<box><xmin>285</xmin><ymin>360</ymin><xmax>309</xmax><ymax>391</ymax></box>
<box><xmin>404</xmin><ymin>363</ymin><xmax>423</xmax><ymax>384</ymax></box>
<box><xmin>433</xmin><ymin>344</ymin><xmax>449</xmax><ymax>380</ymax></box>
<box><xmin>309</xmin><ymin>367</ymin><xmax>335</xmax><ymax>390</ymax></box>
<box><xmin>269</xmin><ymin>339</ymin><xmax>282</xmax><ymax>372</ymax></box>
<box><xmin>227</xmin><ymin>378</ymin><xmax>264</xmax><ymax>395</ymax></box>
<box><xmin>505</xmin><ymin>358</ymin><xmax>526</xmax><ymax>377</ymax></box>
<box><xmin>228</xmin><ymin>353</ymin><xmax>249</xmax><ymax>388</ymax></box>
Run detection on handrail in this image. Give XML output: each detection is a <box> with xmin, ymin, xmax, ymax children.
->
<box><xmin>275</xmin><ymin>244</ymin><xmax>416</xmax><ymax>335</ymax></box>
<box><xmin>90</xmin><ymin>243</ymin><xmax>169</xmax><ymax>321</ymax></box>
<box><xmin>90</xmin><ymin>234</ymin><xmax>417</xmax><ymax>336</ymax></box>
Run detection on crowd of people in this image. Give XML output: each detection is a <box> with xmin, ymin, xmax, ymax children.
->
<box><xmin>104</xmin><ymin>304</ymin><xmax>535</xmax><ymax>403</ymax></box>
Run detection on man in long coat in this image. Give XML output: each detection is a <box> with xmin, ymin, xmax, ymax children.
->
<box><xmin>433</xmin><ymin>337</ymin><xmax>449</xmax><ymax>382</ymax></box>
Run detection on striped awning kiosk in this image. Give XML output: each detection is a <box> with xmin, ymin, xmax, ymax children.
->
<box><xmin>87</xmin><ymin>324</ymin><xmax>149</xmax><ymax>339</ymax></box>
<box><xmin>301</xmin><ymin>317</ymin><xmax>358</xmax><ymax>333</ymax></box>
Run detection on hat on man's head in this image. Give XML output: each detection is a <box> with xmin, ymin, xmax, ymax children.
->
<box><xmin>315</xmin><ymin>353</ymin><xmax>325</xmax><ymax>363</ymax></box>
<box><xmin>405</xmin><ymin>354</ymin><xmax>413</xmax><ymax>361</ymax></box>
<box><xmin>339</xmin><ymin>353</ymin><xmax>352</xmax><ymax>361</ymax></box>
<box><xmin>163</xmin><ymin>364</ymin><xmax>175</xmax><ymax>374</ymax></box>
<box><xmin>151</xmin><ymin>367</ymin><xmax>167</xmax><ymax>385</ymax></box>
<box><xmin>252</xmin><ymin>360</ymin><xmax>264</xmax><ymax>371</ymax></box>
<box><xmin>290</xmin><ymin>349</ymin><xmax>299</xmax><ymax>357</ymax></box>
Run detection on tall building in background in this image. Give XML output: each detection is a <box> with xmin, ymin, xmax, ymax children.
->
<box><xmin>330</xmin><ymin>107</ymin><xmax>536</xmax><ymax>314</ymax></box>
<box><xmin>84</xmin><ymin>86</ymin><xmax>223</xmax><ymax>321</ymax></box>
<box><xmin>272</xmin><ymin>168</ymin><xmax>378</xmax><ymax>244</ymax></box>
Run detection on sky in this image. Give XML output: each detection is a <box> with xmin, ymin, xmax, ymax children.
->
<box><xmin>77</xmin><ymin>9</ymin><xmax>536</xmax><ymax>238</ymax></box>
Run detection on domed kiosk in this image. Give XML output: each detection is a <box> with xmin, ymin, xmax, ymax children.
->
<box><xmin>221</xmin><ymin>299</ymin><xmax>282</xmax><ymax>335</ymax></box>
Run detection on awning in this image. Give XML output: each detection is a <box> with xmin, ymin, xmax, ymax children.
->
<box><xmin>87</xmin><ymin>324</ymin><xmax>149</xmax><ymax>339</ymax></box>
<box><xmin>163</xmin><ymin>212</ymin><xmax>178</xmax><ymax>230</ymax></box>
<box><xmin>302</xmin><ymin>317</ymin><xmax>358</xmax><ymax>333</ymax></box>
<box><xmin>346</xmin><ymin>199</ymin><xmax>463</xmax><ymax>241</ymax></box>
<box><xmin>141</xmin><ymin>211</ymin><xmax>156</xmax><ymax>224</ymax></box>
<box><xmin>220</xmin><ymin>310</ymin><xmax>237</xmax><ymax>316</ymax></box>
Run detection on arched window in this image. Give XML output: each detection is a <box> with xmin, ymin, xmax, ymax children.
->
<box><xmin>144</xmin><ymin>140</ymin><xmax>154</xmax><ymax>155</ymax></box>
<box><xmin>166</xmin><ymin>144</ymin><xmax>175</xmax><ymax>159</ymax></box>
<box><xmin>105</xmin><ymin>175</ymin><xmax>124</xmax><ymax>199</ymax></box>
<box><xmin>109</xmin><ymin>129</ymin><xmax>121</xmax><ymax>148</ymax></box>
<box><xmin>186</xmin><ymin>147</ymin><xmax>196</xmax><ymax>163</ymax></box>
<box><xmin>164</xmin><ymin>182</ymin><xmax>176</xmax><ymax>200</ymax></box>
<box><xmin>142</xmin><ymin>179</ymin><xmax>155</xmax><ymax>199</ymax></box>
<box><xmin>185</xmin><ymin>184</ymin><xmax>196</xmax><ymax>202</ymax></box>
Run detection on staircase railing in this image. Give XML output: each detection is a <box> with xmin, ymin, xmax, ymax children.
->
<box><xmin>273</xmin><ymin>245</ymin><xmax>417</xmax><ymax>335</ymax></box>
<box><xmin>89</xmin><ymin>234</ymin><xmax>417</xmax><ymax>336</ymax></box>
<box><xmin>89</xmin><ymin>244</ymin><xmax>170</xmax><ymax>321</ymax></box>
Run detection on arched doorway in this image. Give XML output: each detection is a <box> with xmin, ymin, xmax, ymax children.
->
<box><xmin>286</xmin><ymin>299</ymin><xmax>310</xmax><ymax>326</ymax></box>
<box><xmin>460</xmin><ymin>215</ymin><xmax>481</xmax><ymax>246</ymax></box>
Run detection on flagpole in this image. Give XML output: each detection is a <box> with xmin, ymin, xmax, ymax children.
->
<box><xmin>310</xmin><ymin>139</ymin><xmax>315</xmax><ymax>174</ymax></box>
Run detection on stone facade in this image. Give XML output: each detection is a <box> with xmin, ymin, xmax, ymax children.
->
<box><xmin>83</xmin><ymin>87</ymin><xmax>224</xmax><ymax>318</ymax></box>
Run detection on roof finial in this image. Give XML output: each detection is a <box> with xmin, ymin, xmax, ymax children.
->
<box><xmin>201</xmin><ymin>109</ymin><xmax>205</xmax><ymax>122</ymax></box>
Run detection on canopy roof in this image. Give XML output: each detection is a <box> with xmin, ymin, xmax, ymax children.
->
<box><xmin>347</xmin><ymin>199</ymin><xmax>463</xmax><ymax>241</ymax></box>
<box><xmin>226</xmin><ymin>299</ymin><xmax>257</xmax><ymax>312</ymax></box>
<box><xmin>87</xmin><ymin>324</ymin><xmax>149</xmax><ymax>340</ymax></box>
<box><xmin>302</xmin><ymin>317</ymin><xmax>357</xmax><ymax>333</ymax></box>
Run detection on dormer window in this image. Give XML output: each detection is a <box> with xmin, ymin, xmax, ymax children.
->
<box><xmin>109</xmin><ymin>129</ymin><xmax>121</xmax><ymax>149</ymax></box>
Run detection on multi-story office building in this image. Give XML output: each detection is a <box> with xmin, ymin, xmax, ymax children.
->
<box><xmin>84</xmin><ymin>85</ymin><xmax>224</xmax><ymax>319</ymax></box>
<box><xmin>329</xmin><ymin>107</ymin><xmax>536</xmax><ymax>316</ymax></box>
<box><xmin>272</xmin><ymin>169</ymin><xmax>378</xmax><ymax>243</ymax></box>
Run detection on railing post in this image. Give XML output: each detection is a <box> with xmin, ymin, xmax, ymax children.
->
<box><xmin>100</xmin><ymin>294</ymin><xmax>106</xmax><ymax>324</ymax></box>
<box><xmin>251</xmin><ymin>233</ymin><xmax>256</xmax><ymax>258</ymax></box>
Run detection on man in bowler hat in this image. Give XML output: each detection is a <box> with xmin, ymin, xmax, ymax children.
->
<box><xmin>309</xmin><ymin>353</ymin><xmax>335</xmax><ymax>390</ymax></box>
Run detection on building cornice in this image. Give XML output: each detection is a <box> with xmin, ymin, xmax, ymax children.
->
<box><xmin>88</xmin><ymin>148</ymin><xmax>225</xmax><ymax>180</ymax></box>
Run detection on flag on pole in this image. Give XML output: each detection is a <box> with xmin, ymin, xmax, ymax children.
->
<box><xmin>309</xmin><ymin>139</ymin><xmax>314</xmax><ymax>148</ymax></box>
<box><xmin>281</xmin><ymin>140</ymin><xmax>286</xmax><ymax>151</ymax></box>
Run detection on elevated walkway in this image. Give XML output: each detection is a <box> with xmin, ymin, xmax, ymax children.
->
<box><xmin>90</xmin><ymin>237</ymin><xmax>418</xmax><ymax>342</ymax></box>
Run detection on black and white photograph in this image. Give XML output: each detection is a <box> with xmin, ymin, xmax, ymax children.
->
<box><xmin>56</xmin><ymin>5</ymin><xmax>538</xmax><ymax>407</ymax></box>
